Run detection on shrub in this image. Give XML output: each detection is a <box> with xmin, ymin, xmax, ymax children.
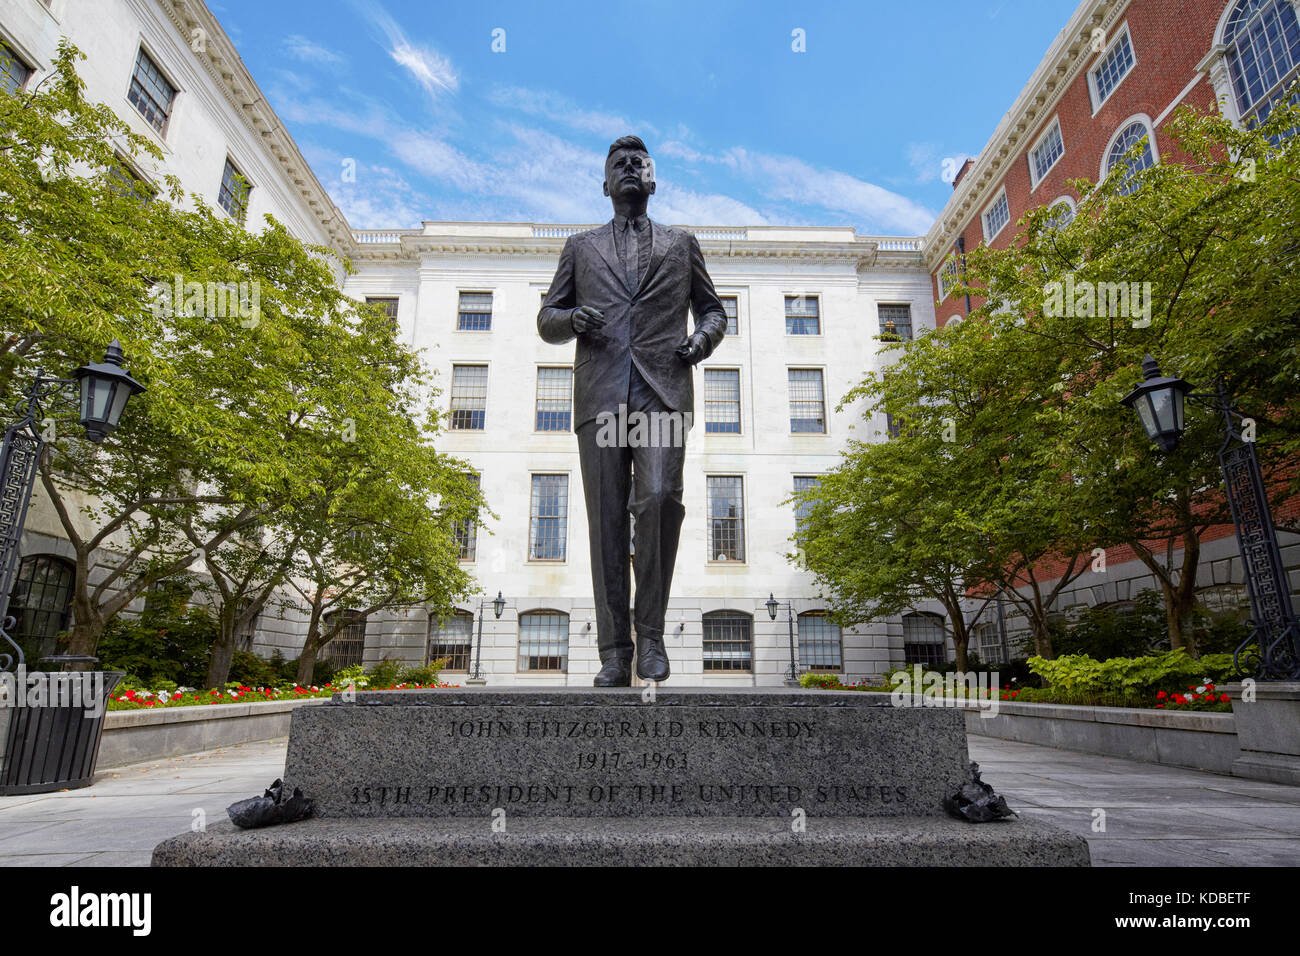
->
<box><xmin>228</xmin><ymin>650</ymin><xmax>282</xmax><ymax>688</ymax></box>
<box><xmin>366</xmin><ymin>656</ymin><xmax>404</xmax><ymax>688</ymax></box>
<box><xmin>799</xmin><ymin>672</ymin><xmax>843</xmax><ymax>689</ymax></box>
<box><xmin>1028</xmin><ymin>649</ymin><xmax>1237</xmax><ymax>701</ymax></box>
<box><xmin>398</xmin><ymin>659</ymin><xmax>446</xmax><ymax>685</ymax></box>
<box><xmin>97</xmin><ymin>601</ymin><xmax>216</xmax><ymax>687</ymax></box>
<box><xmin>1054</xmin><ymin>591</ymin><xmax>1167</xmax><ymax>659</ymax></box>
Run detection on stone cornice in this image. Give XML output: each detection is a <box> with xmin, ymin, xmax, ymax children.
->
<box><xmin>922</xmin><ymin>0</ymin><xmax>1130</xmax><ymax>271</ymax></box>
<box><xmin>156</xmin><ymin>0</ymin><xmax>356</xmax><ymax>257</ymax></box>
<box><xmin>349</xmin><ymin>235</ymin><xmax>924</xmax><ymax>270</ymax></box>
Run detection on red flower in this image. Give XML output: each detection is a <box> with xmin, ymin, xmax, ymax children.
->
<box><xmin>1219</xmin><ymin>694</ymin><xmax>1230</xmax><ymax>702</ymax></box>
<box><xmin>1156</xmin><ymin>691</ymin><xmax>1167</xmax><ymax>699</ymax></box>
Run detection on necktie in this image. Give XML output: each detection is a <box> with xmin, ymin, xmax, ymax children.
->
<box><xmin>624</xmin><ymin>218</ymin><xmax>639</xmax><ymax>293</ymax></box>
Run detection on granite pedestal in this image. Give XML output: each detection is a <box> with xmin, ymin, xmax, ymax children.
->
<box><xmin>152</xmin><ymin>687</ymin><xmax>1090</xmax><ymax>866</ymax></box>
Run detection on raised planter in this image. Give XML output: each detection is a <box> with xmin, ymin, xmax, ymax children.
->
<box><xmin>958</xmin><ymin>699</ymin><xmax>1239</xmax><ymax>774</ymax></box>
<box><xmin>97</xmin><ymin>696</ymin><xmax>328</xmax><ymax>769</ymax></box>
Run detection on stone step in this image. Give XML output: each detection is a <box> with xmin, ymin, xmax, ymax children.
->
<box><xmin>152</xmin><ymin>815</ymin><xmax>1090</xmax><ymax>867</ymax></box>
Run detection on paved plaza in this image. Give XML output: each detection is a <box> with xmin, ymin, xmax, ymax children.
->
<box><xmin>0</xmin><ymin>736</ymin><xmax>1295</xmax><ymax>866</ymax></box>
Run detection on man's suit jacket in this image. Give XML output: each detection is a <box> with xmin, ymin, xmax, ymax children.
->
<box><xmin>537</xmin><ymin>220</ymin><xmax>728</xmax><ymax>432</ymax></box>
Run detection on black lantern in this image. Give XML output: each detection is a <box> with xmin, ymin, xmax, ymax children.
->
<box><xmin>1120</xmin><ymin>354</ymin><xmax>1190</xmax><ymax>453</ymax></box>
<box><xmin>73</xmin><ymin>340</ymin><xmax>145</xmax><ymax>443</ymax></box>
<box><xmin>492</xmin><ymin>590</ymin><xmax>505</xmax><ymax>619</ymax></box>
<box><xmin>765</xmin><ymin>593</ymin><xmax>780</xmax><ymax>621</ymax></box>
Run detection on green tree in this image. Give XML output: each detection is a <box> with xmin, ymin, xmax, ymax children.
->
<box><xmin>3</xmin><ymin>45</ymin><xmax>480</xmax><ymax>668</ymax></box>
<box><xmin>950</xmin><ymin>102</ymin><xmax>1300</xmax><ymax>652</ymax></box>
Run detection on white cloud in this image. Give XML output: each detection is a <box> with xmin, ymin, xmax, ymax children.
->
<box><xmin>487</xmin><ymin>86</ymin><xmax>653</xmax><ymax>141</ymax></box>
<box><xmin>284</xmin><ymin>35</ymin><xmax>345</xmax><ymax>66</ymax></box>
<box><xmin>357</xmin><ymin>1</ymin><xmax>458</xmax><ymax>99</ymax></box>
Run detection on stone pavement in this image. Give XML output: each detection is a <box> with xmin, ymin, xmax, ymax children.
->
<box><xmin>0</xmin><ymin>735</ymin><xmax>1295</xmax><ymax>866</ymax></box>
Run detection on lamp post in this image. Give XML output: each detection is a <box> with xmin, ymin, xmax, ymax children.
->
<box><xmin>1120</xmin><ymin>355</ymin><xmax>1299</xmax><ymax>680</ymax></box>
<box><xmin>467</xmin><ymin>590</ymin><xmax>506</xmax><ymax>684</ymax></box>
<box><xmin>0</xmin><ymin>342</ymin><xmax>145</xmax><ymax>672</ymax></box>
<box><xmin>766</xmin><ymin>593</ymin><xmax>800</xmax><ymax>686</ymax></box>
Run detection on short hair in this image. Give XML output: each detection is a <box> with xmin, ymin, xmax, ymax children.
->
<box><xmin>607</xmin><ymin>135</ymin><xmax>648</xmax><ymax>157</ymax></box>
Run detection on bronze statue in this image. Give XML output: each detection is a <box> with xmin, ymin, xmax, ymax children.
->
<box><xmin>538</xmin><ymin>135</ymin><xmax>728</xmax><ymax>685</ymax></box>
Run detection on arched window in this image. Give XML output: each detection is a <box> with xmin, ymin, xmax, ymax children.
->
<box><xmin>7</xmin><ymin>555</ymin><xmax>75</xmax><ymax>661</ymax></box>
<box><xmin>1044</xmin><ymin>196</ymin><xmax>1077</xmax><ymax>231</ymax></box>
<box><xmin>518</xmin><ymin>610</ymin><xmax>568</xmax><ymax>672</ymax></box>
<box><xmin>702</xmin><ymin>611</ymin><xmax>752</xmax><ymax>672</ymax></box>
<box><xmin>1224</xmin><ymin>0</ymin><xmax>1300</xmax><ymax>124</ymax></box>
<box><xmin>322</xmin><ymin>609</ymin><xmax>366</xmax><ymax>668</ymax></box>
<box><xmin>901</xmin><ymin>612</ymin><xmax>947</xmax><ymax>667</ymax></box>
<box><xmin>1104</xmin><ymin>119</ymin><xmax>1157</xmax><ymax>195</ymax></box>
<box><xmin>428</xmin><ymin>609</ymin><xmax>474</xmax><ymax>671</ymax></box>
<box><xmin>798</xmin><ymin>611</ymin><xmax>842</xmax><ymax>671</ymax></box>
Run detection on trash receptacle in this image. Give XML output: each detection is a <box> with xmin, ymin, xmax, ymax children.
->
<box><xmin>0</xmin><ymin>656</ymin><xmax>124</xmax><ymax>795</ymax></box>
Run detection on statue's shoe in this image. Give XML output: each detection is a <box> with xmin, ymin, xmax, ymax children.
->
<box><xmin>635</xmin><ymin>635</ymin><xmax>670</xmax><ymax>682</ymax></box>
<box><xmin>593</xmin><ymin>657</ymin><xmax>632</xmax><ymax>687</ymax></box>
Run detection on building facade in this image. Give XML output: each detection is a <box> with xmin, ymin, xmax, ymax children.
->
<box><xmin>922</xmin><ymin>0</ymin><xmax>1300</xmax><ymax>657</ymax></box>
<box><xmin>344</xmin><ymin>224</ymin><xmax>942</xmax><ymax>685</ymax></box>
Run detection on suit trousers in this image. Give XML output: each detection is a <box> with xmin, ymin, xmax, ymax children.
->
<box><xmin>576</xmin><ymin>362</ymin><xmax>687</xmax><ymax>661</ymax></box>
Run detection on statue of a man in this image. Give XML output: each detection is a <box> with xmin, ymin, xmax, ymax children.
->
<box><xmin>538</xmin><ymin>135</ymin><xmax>728</xmax><ymax>686</ymax></box>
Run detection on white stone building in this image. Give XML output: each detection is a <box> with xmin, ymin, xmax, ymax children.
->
<box><xmin>345</xmin><ymin>223</ymin><xmax>943</xmax><ymax>685</ymax></box>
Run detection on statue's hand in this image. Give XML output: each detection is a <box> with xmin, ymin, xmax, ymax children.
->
<box><xmin>675</xmin><ymin>333</ymin><xmax>707</xmax><ymax>365</ymax></box>
<box><xmin>570</xmin><ymin>306</ymin><xmax>606</xmax><ymax>335</ymax></box>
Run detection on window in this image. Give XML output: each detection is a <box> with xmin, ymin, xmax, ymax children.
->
<box><xmin>799</xmin><ymin>612</ymin><xmax>842</xmax><ymax>671</ymax></box>
<box><xmin>1197</xmin><ymin>584</ymin><xmax>1249</xmax><ymax>617</ymax></box>
<box><xmin>878</xmin><ymin>304</ymin><xmax>913</xmax><ymax>341</ymax></box>
<box><xmin>6</xmin><ymin>555</ymin><xmax>74</xmax><ymax>660</ymax></box>
<box><xmin>720</xmin><ymin>295</ymin><xmax>739</xmax><ymax>335</ymax></box>
<box><xmin>702</xmin><ymin>611</ymin><xmax>752</xmax><ymax>672</ymax></box>
<box><xmin>454</xmin><ymin>473</ymin><xmax>479</xmax><ymax>561</ymax></box>
<box><xmin>535</xmin><ymin>367</ymin><xmax>573</xmax><ymax>431</ymax></box>
<box><xmin>529</xmin><ymin>474</ymin><xmax>568</xmax><ymax>560</ymax></box>
<box><xmin>982</xmin><ymin>190</ymin><xmax>1010</xmax><ymax>241</ymax></box>
<box><xmin>218</xmin><ymin>158</ymin><xmax>252</xmax><ymax>224</ymax></box>
<box><xmin>788</xmin><ymin>368</ymin><xmax>826</xmax><ymax>433</ymax></box>
<box><xmin>1090</xmin><ymin>26</ymin><xmax>1135</xmax><ymax>107</ymax></box>
<box><xmin>1044</xmin><ymin>197</ymin><xmax>1077</xmax><ymax>231</ymax></box>
<box><xmin>519</xmin><ymin>610</ymin><xmax>569</xmax><ymax>671</ymax></box>
<box><xmin>322</xmin><ymin>610</ymin><xmax>366</xmax><ymax>668</ymax></box>
<box><xmin>885</xmin><ymin>412</ymin><xmax>903</xmax><ymax>438</ymax></box>
<box><xmin>703</xmin><ymin>368</ymin><xmax>741</xmax><ymax>434</ymax></box>
<box><xmin>792</xmin><ymin>475</ymin><xmax>821</xmax><ymax>539</ymax></box>
<box><xmin>902</xmin><ymin>612</ymin><xmax>947</xmax><ymax>667</ymax></box>
<box><xmin>706</xmin><ymin>476</ymin><xmax>745</xmax><ymax>561</ymax></box>
<box><xmin>1</xmin><ymin>40</ymin><xmax>33</xmax><ymax>94</ymax></box>
<box><xmin>428</xmin><ymin>610</ymin><xmax>473</xmax><ymax>671</ymax></box>
<box><xmin>974</xmin><ymin>621</ymin><xmax>1005</xmax><ymax>665</ymax></box>
<box><xmin>785</xmin><ymin>295</ymin><xmax>821</xmax><ymax>334</ymax></box>
<box><xmin>457</xmin><ymin>291</ymin><xmax>493</xmax><ymax>331</ymax></box>
<box><xmin>107</xmin><ymin>157</ymin><xmax>156</xmax><ymax>202</ymax></box>
<box><xmin>1104</xmin><ymin>120</ymin><xmax>1156</xmax><ymax>196</ymax></box>
<box><xmin>365</xmin><ymin>297</ymin><xmax>400</xmax><ymax>334</ymax></box>
<box><xmin>937</xmin><ymin>256</ymin><xmax>961</xmax><ymax>302</ymax></box>
<box><xmin>127</xmin><ymin>47</ymin><xmax>176</xmax><ymax>134</ymax></box>
<box><xmin>1225</xmin><ymin>0</ymin><xmax>1300</xmax><ymax>126</ymax></box>
<box><xmin>1029</xmin><ymin>119</ymin><xmax>1065</xmax><ymax>186</ymax></box>
<box><xmin>449</xmin><ymin>364</ymin><xmax>488</xmax><ymax>430</ymax></box>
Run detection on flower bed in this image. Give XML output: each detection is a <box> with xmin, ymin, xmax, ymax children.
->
<box><xmin>107</xmin><ymin>681</ymin><xmax>455</xmax><ymax>711</ymax></box>
<box><xmin>797</xmin><ymin>672</ymin><xmax>1231</xmax><ymax>712</ymax></box>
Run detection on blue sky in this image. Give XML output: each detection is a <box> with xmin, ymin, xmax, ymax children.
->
<box><xmin>209</xmin><ymin>0</ymin><xmax>1080</xmax><ymax>235</ymax></box>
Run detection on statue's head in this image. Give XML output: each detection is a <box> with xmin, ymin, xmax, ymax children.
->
<box><xmin>603</xmin><ymin>134</ymin><xmax>655</xmax><ymax>204</ymax></box>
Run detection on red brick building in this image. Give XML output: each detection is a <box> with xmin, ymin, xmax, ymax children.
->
<box><xmin>921</xmin><ymin>0</ymin><xmax>1300</xmax><ymax>657</ymax></box>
